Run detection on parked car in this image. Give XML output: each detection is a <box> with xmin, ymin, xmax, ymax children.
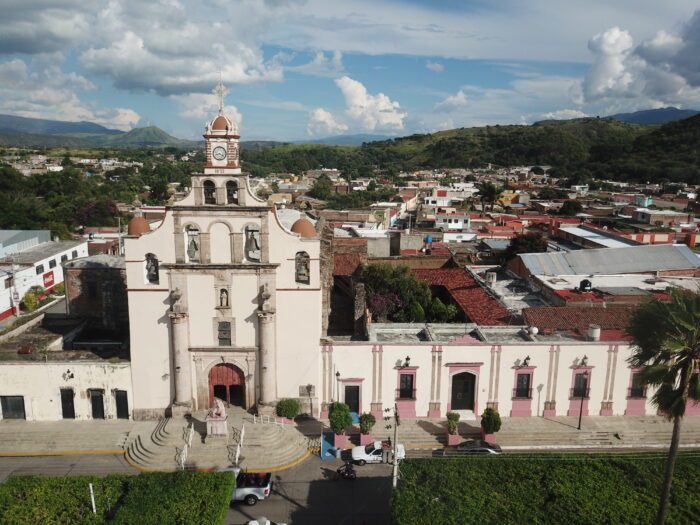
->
<box><xmin>456</xmin><ymin>440</ymin><xmax>502</xmax><ymax>455</ymax></box>
<box><xmin>247</xmin><ymin>519</ymin><xmax>287</xmax><ymax>525</ymax></box>
<box><xmin>351</xmin><ymin>440</ymin><xmax>406</xmax><ymax>465</ymax></box>
<box><xmin>221</xmin><ymin>467</ymin><xmax>273</xmax><ymax>506</ymax></box>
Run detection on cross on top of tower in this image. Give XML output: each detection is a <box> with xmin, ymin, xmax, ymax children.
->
<box><xmin>214</xmin><ymin>73</ymin><xmax>225</xmax><ymax>116</ymax></box>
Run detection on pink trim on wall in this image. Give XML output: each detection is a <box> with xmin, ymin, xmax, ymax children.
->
<box><xmin>624</xmin><ymin>366</ymin><xmax>647</xmax><ymax>416</ymax></box>
<box><xmin>510</xmin><ymin>366</ymin><xmax>535</xmax><ymax>417</ymax></box>
<box><xmin>340</xmin><ymin>378</ymin><xmax>365</xmax><ymax>383</ymax></box>
<box><xmin>566</xmin><ymin>366</ymin><xmax>593</xmax><ymax>417</ymax></box>
<box><xmin>447</xmin><ymin>363</ymin><xmax>482</xmax><ymax>417</ymax></box>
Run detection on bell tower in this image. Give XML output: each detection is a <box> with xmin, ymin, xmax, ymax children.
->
<box><xmin>203</xmin><ymin>79</ymin><xmax>241</xmax><ymax>175</ymax></box>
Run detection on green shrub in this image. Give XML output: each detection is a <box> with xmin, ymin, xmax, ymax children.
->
<box><xmin>359</xmin><ymin>412</ymin><xmax>376</xmax><ymax>434</ymax></box>
<box><xmin>446</xmin><ymin>411</ymin><xmax>460</xmax><ymax>435</ymax></box>
<box><xmin>328</xmin><ymin>402</ymin><xmax>352</xmax><ymax>435</ymax></box>
<box><xmin>392</xmin><ymin>454</ymin><xmax>700</xmax><ymax>525</ymax></box>
<box><xmin>409</xmin><ymin>301</ymin><xmax>425</xmax><ymax>322</ymax></box>
<box><xmin>21</xmin><ymin>291</ymin><xmax>37</xmax><ymax>312</ymax></box>
<box><xmin>481</xmin><ymin>408</ymin><xmax>502</xmax><ymax>434</ymax></box>
<box><xmin>276</xmin><ymin>398</ymin><xmax>300</xmax><ymax>419</ymax></box>
<box><xmin>428</xmin><ymin>297</ymin><xmax>447</xmax><ymax>322</ymax></box>
<box><xmin>53</xmin><ymin>283</ymin><xmax>65</xmax><ymax>295</ymax></box>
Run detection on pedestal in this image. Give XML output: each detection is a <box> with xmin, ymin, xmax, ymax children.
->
<box><xmin>333</xmin><ymin>433</ymin><xmax>346</xmax><ymax>449</ymax></box>
<box><xmin>427</xmin><ymin>402</ymin><xmax>441</xmax><ymax>418</ymax></box>
<box><xmin>360</xmin><ymin>433</ymin><xmax>373</xmax><ymax>445</ymax></box>
<box><xmin>481</xmin><ymin>429</ymin><xmax>497</xmax><ymax>445</ymax></box>
<box><xmin>542</xmin><ymin>401</ymin><xmax>556</xmax><ymax>417</ymax></box>
<box><xmin>206</xmin><ymin>415</ymin><xmax>228</xmax><ymax>437</ymax></box>
<box><xmin>446</xmin><ymin>432</ymin><xmax>461</xmax><ymax>446</ymax></box>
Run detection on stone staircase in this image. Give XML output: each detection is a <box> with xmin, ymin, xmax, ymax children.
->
<box><xmin>125</xmin><ymin>409</ymin><xmax>312</xmax><ymax>472</ymax></box>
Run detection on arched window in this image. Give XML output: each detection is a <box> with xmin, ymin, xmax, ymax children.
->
<box><xmin>295</xmin><ymin>251</ymin><xmax>310</xmax><ymax>284</ymax></box>
<box><xmin>145</xmin><ymin>253</ymin><xmax>159</xmax><ymax>284</ymax></box>
<box><xmin>226</xmin><ymin>181</ymin><xmax>238</xmax><ymax>204</ymax></box>
<box><xmin>203</xmin><ymin>180</ymin><xmax>216</xmax><ymax>204</ymax></box>
<box><xmin>185</xmin><ymin>226</ymin><xmax>200</xmax><ymax>262</ymax></box>
<box><xmin>244</xmin><ymin>226</ymin><xmax>261</xmax><ymax>262</ymax></box>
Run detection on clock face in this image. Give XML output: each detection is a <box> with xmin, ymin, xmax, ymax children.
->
<box><xmin>212</xmin><ymin>146</ymin><xmax>227</xmax><ymax>161</ymax></box>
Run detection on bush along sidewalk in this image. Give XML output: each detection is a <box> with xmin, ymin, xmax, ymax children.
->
<box><xmin>359</xmin><ymin>412</ymin><xmax>376</xmax><ymax>445</ymax></box>
<box><xmin>446</xmin><ymin>411</ymin><xmax>461</xmax><ymax>446</ymax></box>
<box><xmin>480</xmin><ymin>408</ymin><xmax>501</xmax><ymax>444</ymax></box>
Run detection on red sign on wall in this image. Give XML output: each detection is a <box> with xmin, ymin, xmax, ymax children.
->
<box><xmin>43</xmin><ymin>271</ymin><xmax>54</xmax><ymax>288</ymax></box>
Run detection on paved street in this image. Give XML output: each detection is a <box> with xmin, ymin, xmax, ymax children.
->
<box><xmin>227</xmin><ymin>457</ymin><xmax>393</xmax><ymax>525</ymax></box>
<box><xmin>0</xmin><ymin>453</ymin><xmax>137</xmax><ymax>482</ymax></box>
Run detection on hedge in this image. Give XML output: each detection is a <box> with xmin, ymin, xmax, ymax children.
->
<box><xmin>0</xmin><ymin>471</ymin><xmax>234</xmax><ymax>525</ymax></box>
<box><xmin>392</xmin><ymin>454</ymin><xmax>700</xmax><ymax>525</ymax></box>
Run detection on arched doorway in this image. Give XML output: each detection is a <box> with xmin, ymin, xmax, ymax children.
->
<box><xmin>208</xmin><ymin>363</ymin><xmax>245</xmax><ymax>408</ymax></box>
<box><xmin>451</xmin><ymin>372</ymin><xmax>476</xmax><ymax>411</ymax></box>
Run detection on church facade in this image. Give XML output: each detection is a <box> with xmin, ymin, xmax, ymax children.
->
<box><xmin>124</xmin><ymin>101</ymin><xmax>321</xmax><ymax>419</ymax></box>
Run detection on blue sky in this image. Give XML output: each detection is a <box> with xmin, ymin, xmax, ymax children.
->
<box><xmin>1</xmin><ymin>1</ymin><xmax>700</xmax><ymax>141</ymax></box>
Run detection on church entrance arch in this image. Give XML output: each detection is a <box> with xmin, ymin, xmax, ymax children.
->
<box><xmin>451</xmin><ymin>372</ymin><xmax>476</xmax><ymax>411</ymax></box>
<box><xmin>208</xmin><ymin>363</ymin><xmax>245</xmax><ymax>408</ymax></box>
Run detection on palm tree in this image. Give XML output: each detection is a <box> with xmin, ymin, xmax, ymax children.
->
<box><xmin>627</xmin><ymin>289</ymin><xmax>700</xmax><ymax>524</ymax></box>
<box><xmin>477</xmin><ymin>182</ymin><xmax>500</xmax><ymax>213</ymax></box>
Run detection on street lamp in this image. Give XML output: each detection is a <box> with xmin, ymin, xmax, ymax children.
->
<box><xmin>577</xmin><ymin>370</ymin><xmax>589</xmax><ymax>431</ymax></box>
<box><xmin>335</xmin><ymin>371</ymin><xmax>340</xmax><ymax>402</ymax></box>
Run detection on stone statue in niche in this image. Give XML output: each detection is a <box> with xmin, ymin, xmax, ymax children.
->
<box><xmin>245</xmin><ymin>227</ymin><xmax>261</xmax><ymax>262</ymax></box>
<box><xmin>219</xmin><ymin>288</ymin><xmax>229</xmax><ymax>308</ymax></box>
<box><xmin>187</xmin><ymin>237</ymin><xmax>199</xmax><ymax>261</ymax></box>
<box><xmin>145</xmin><ymin>253</ymin><xmax>159</xmax><ymax>284</ymax></box>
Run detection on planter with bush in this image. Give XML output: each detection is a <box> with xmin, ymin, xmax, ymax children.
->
<box><xmin>445</xmin><ymin>411</ymin><xmax>461</xmax><ymax>446</ymax></box>
<box><xmin>275</xmin><ymin>398</ymin><xmax>300</xmax><ymax>424</ymax></box>
<box><xmin>329</xmin><ymin>402</ymin><xmax>353</xmax><ymax>448</ymax></box>
<box><xmin>359</xmin><ymin>412</ymin><xmax>376</xmax><ymax>445</ymax></box>
<box><xmin>480</xmin><ymin>408</ymin><xmax>502</xmax><ymax>444</ymax></box>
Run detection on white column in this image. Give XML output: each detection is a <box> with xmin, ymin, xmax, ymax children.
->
<box><xmin>169</xmin><ymin>312</ymin><xmax>191</xmax><ymax>405</ymax></box>
<box><xmin>257</xmin><ymin>310</ymin><xmax>277</xmax><ymax>406</ymax></box>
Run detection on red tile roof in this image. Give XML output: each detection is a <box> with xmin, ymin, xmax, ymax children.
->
<box><xmin>401</xmin><ymin>243</ymin><xmax>453</xmax><ymax>256</ymax></box>
<box><xmin>333</xmin><ymin>254</ymin><xmax>364</xmax><ymax>276</ymax></box>
<box><xmin>413</xmin><ymin>268</ymin><xmax>512</xmax><ymax>325</ymax></box>
<box><xmin>522</xmin><ymin>306</ymin><xmax>635</xmax><ymax>333</ymax></box>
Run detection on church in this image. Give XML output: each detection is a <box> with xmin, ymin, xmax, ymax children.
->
<box><xmin>124</xmin><ymin>90</ymin><xmax>321</xmax><ymax>419</ymax></box>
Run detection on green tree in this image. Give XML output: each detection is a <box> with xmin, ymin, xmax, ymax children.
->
<box><xmin>308</xmin><ymin>174</ymin><xmax>332</xmax><ymax>200</ymax></box>
<box><xmin>360</xmin><ymin>264</ymin><xmax>431</xmax><ymax>322</ymax></box>
<box><xmin>627</xmin><ymin>290</ymin><xmax>700</xmax><ymax>525</ymax></box>
<box><xmin>478</xmin><ymin>181</ymin><xmax>500</xmax><ymax>212</ymax></box>
<box><xmin>559</xmin><ymin>200</ymin><xmax>584</xmax><ymax>216</ymax></box>
<box><xmin>537</xmin><ymin>186</ymin><xmax>570</xmax><ymax>200</ymax></box>
<box><xmin>504</xmin><ymin>232</ymin><xmax>548</xmax><ymax>260</ymax></box>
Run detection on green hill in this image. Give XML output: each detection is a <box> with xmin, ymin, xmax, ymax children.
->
<box><xmin>0</xmin><ymin>132</ymin><xmax>94</xmax><ymax>148</ymax></box>
<box><xmin>98</xmin><ymin>126</ymin><xmax>197</xmax><ymax>148</ymax></box>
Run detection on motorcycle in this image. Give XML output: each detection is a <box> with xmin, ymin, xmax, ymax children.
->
<box><xmin>336</xmin><ymin>461</ymin><xmax>357</xmax><ymax>480</ymax></box>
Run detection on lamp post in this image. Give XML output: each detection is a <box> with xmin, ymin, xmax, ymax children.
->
<box><xmin>335</xmin><ymin>371</ymin><xmax>340</xmax><ymax>403</ymax></box>
<box><xmin>577</xmin><ymin>370</ymin><xmax>589</xmax><ymax>431</ymax></box>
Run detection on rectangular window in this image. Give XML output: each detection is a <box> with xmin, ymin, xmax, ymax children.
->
<box><xmin>49</xmin><ymin>259</ymin><xmax>56</xmax><ymax>268</ymax></box>
<box><xmin>71</xmin><ymin>250</ymin><xmax>78</xmax><ymax>258</ymax></box>
<box><xmin>573</xmin><ymin>372</ymin><xmax>589</xmax><ymax>398</ymax></box>
<box><xmin>35</xmin><ymin>264</ymin><xmax>44</xmax><ymax>275</ymax></box>
<box><xmin>4</xmin><ymin>277</ymin><xmax>12</xmax><ymax>289</ymax></box>
<box><xmin>515</xmin><ymin>373</ymin><xmax>531</xmax><ymax>398</ymax></box>
<box><xmin>629</xmin><ymin>373</ymin><xmax>646</xmax><ymax>398</ymax></box>
<box><xmin>398</xmin><ymin>374</ymin><xmax>415</xmax><ymax>399</ymax></box>
<box><xmin>60</xmin><ymin>255</ymin><xmax>68</xmax><ymax>263</ymax></box>
<box><xmin>218</xmin><ymin>321</ymin><xmax>231</xmax><ymax>346</ymax></box>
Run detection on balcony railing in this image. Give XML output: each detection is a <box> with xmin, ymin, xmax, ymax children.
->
<box><xmin>396</xmin><ymin>388</ymin><xmax>416</xmax><ymax>400</ymax></box>
<box><xmin>570</xmin><ymin>387</ymin><xmax>590</xmax><ymax>399</ymax></box>
<box><xmin>628</xmin><ymin>386</ymin><xmax>647</xmax><ymax>398</ymax></box>
<box><xmin>513</xmin><ymin>388</ymin><xmax>532</xmax><ymax>399</ymax></box>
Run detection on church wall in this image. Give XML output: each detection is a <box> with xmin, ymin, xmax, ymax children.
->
<box><xmin>186</xmin><ymin>273</ymin><xmax>215</xmax><ymax>347</ymax></box>
<box><xmin>0</xmin><ymin>362</ymin><xmax>132</xmax><ymax>421</ymax></box>
<box><xmin>128</xmin><ymin>290</ymin><xmax>172</xmax><ymax>416</ymax></box>
<box><xmin>230</xmin><ymin>273</ymin><xmax>259</xmax><ymax>347</ymax></box>
<box><xmin>209</xmin><ymin>222</ymin><xmax>232</xmax><ymax>263</ymax></box>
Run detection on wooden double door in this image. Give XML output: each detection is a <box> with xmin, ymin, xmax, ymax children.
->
<box><xmin>209</xmin><ymin>363</ymin><xmax>245</xmax><ymax>408</ymax></box>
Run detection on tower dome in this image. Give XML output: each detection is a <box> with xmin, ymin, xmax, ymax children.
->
<box><xmin>290</xmin><ymin>218</ymin><xmax>317</xmax><ymax>238</ymax></box>
<box><xmin>128</xmin><ymin>217</ymin><xmax>150</xmax><ymax>236</ymax></box>
<box><xmin>211</xmin><ymin>114</ymin><xmax>233</xmax><ymax>132</ymax></box>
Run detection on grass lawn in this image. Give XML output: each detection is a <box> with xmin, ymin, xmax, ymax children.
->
<box><xmin>392</xmin><ymin>453</ymin><xmax>700</xmax><ymax>524</ymax></box>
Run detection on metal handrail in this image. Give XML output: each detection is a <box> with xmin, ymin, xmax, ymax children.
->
<box><xmin>627</xmin><ymin>386</ymin><xmax>647</xmax><ymax>398</ymax></box>
<box><xmin>396</xmin><ymin>388</ymin><xmax>417</xmax><ymax>400</ymax></box>
<box><xmin>512</xmin><ymin>387</ymin><xmax>533</xmax><ymax>399</ymax></box>
<box><xmin>569</xmin><ymin>387</ymin><xmax>590</xmax><ymax>399</ymax></box>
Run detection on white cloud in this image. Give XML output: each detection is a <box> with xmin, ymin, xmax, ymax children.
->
<box><xmin>306</xmin><ymin>108</ymin><xmax>348</xmax><ymax>136</ymax></box>
<box><xmin>171</xmin><ymin>91</ymin><xmax>242</xmax><ymax>128</ymax></box>
<box><xmin>541</xmin><ymin>109</ymin><xmax>588</xmax><ymax>120</ymax></box>
<box><xmin>580</xmin><ymin>12</ymin><xmax>700</xmax><ymax>110</ymax></box>
<box><xmin>289</xmin><ymin>51</ymin><xmax>344</xmax><ymax>77</ymax></box>
<box><xmin>0</xmin><ymin>58</ymin><xmax>139</xmax><ymax>131</ymax></box>
<box><xmin>335</xmin><ymin>76</ymin><xmax>407</xmax><ymax>131</ymax></box>
<box><xmin>434</xmin><ymin>90</ymin><xmax>468</xmax><ymax>112</ymax></box>
<box><xmin>426</xmin><ymin>61</ymin><xmax>444</xmax><ymax>72</ymax></box>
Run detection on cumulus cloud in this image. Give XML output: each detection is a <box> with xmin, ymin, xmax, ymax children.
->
<box><xmin>79</xmin><ymin>0</ymin><xmax>285</xmax><ymax>96</ymax></box>
<box><xmin>581</xmin><ymin>11</ymin><xmax>700</xmax><ymax>109</ymax></box>
<box><xmin>0</xmin><ymin>0</ymin><xmax>93</xmax><ymax>55</ymax></box>
<box><xmin>334</xmin><ymin>76</ymin><xmax>407</xmax><ymax>131</ymax></box>
<box><xmin>541</xmin><ymin>109</ymin><xmax>588</xmax><ymax>120</ymax></box>
<box><xmin>171</xmin><ymin>88</ymin><xmax>243</xmax><ymax>127</ymax></box>
<box><xmin>289</xmin><ymin>51</ymin><xmax>344</xmax><ymax>77</ymax></box>
<box><xmin>426</xmin><ymin>61</ymin><xmax>444</xmax><ymax>72</ymax></box>
<box><xmin>306</xmin><ymin>108</ymin><xmax>348</xmax><ymax>136</ymax></box>
<box><xmin>434</xmin><ymin>90</ymin><xmax>468</xmax><ymax>112</ymax></box>
<box><xmin>0</xmin><ymin>58</ymin><xmax>139</xmax><ymax>130</ymax></box>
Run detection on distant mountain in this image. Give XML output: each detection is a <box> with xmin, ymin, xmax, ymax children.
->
<box><xmin>605</xmin><ymin>107</ymin><xmax>699</xmax><ymax>125</ymax></box>
<box><xmin>0</xmin><ymin>113</ymin><xmax>122</xmax><ymax>135</ymax></box>
<box><xmin>294</xmin><ymin>134</ymin><xmax>392</xmax><ymax>146</ymax></box>
<box><xmin>0</xmin><ymin>113</ymin><xmax>198</xmax><ymax>148</ymax></box>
